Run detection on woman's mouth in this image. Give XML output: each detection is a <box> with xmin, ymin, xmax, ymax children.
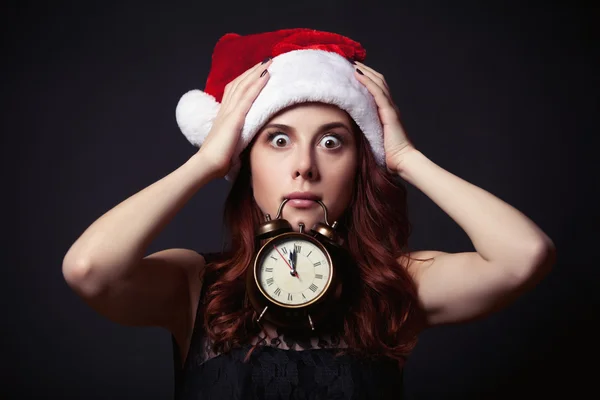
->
<box><xmin>287</xmin><ymin>199</ymin><xmax>319</xmax><ymax>208</ymax></box>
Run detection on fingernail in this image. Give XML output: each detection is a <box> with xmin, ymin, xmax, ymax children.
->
<box><xmin>261</xmin><ymin>57</ymin><xmax>272</xmax><ymax>64</ymax></box>
<box><xmin>356</xmin><ymin>68</ymin><xmax>364</xmax><ymax>75</ymax></box>
<box><xmin>260</xmin><ymin>69</ymin><xmax>268</xmax><ymax>77</ymax></box>
<box><xmin>348</xmin><ymin>58</ymin><xmax>356</xmax><ymax>65</ymax></box>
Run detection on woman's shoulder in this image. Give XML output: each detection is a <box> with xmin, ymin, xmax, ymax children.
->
<box><xmin>197</xmin><ymin>249</ymin><xmax>235</xmax><ymax>265</ymax></box>
<box><xmin>193</xmin><ymin>250</ymin><xmax>241</xmax><ymax>305</ymax></box>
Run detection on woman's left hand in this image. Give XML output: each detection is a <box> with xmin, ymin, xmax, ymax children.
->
<box><xmin>354</xmin><ymin>61</ymin><xmax>417</xmax><ymax>175</ymax></box>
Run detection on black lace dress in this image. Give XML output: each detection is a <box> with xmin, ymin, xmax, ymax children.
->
<box><xmin>171</xmin><ymin>253</ymin><xmax>405</xmax><ymax>400</ymax></box>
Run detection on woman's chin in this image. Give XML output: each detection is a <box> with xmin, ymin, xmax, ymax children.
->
<box><xmin>282</xmin><ymin>210</ymin><xmax>323</xmax><ymax>231</ymax></box>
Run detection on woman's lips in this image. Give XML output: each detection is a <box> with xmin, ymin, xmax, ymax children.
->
<box><xmin>287</xmin><ymin>199</ymin><xmax>319</xmax><ymax>208</ymax></box>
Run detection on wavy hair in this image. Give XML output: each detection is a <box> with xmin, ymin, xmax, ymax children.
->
<box><xmin>202</xmin><ymin>111</ymin><xmax>431</xmax><ymax>365</ymax></box>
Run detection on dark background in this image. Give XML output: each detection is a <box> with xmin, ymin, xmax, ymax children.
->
<box><xmin>3</xmin><ymin>0</ymin><xmax>597</xmax><ymax>399</ymax></box>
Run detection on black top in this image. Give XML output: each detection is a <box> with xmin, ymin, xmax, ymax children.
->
<box><xmin>171</xmin><ymin>252</ymin><xmax>405</xmax><ymax>399</ymax></box>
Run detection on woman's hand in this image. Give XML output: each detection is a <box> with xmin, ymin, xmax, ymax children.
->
<box><xmin>353</xmin><ymin>61</ymin><xmax>417</xmax><ymax>175</ymax></box>
<box><xmin>197</xmin><ymin>58</ymin><xmax>273</xmax><ymax>179</ymax></box>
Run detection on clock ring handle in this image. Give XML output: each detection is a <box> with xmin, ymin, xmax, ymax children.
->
<box><xmin>273</xmin><ymin>199</ymin><xmax>334</xmax><ymax>227</ymax></box>
<box><xmin>272</xmin><ymin>198</ymin><xmax>290</xmax><ymax>220</ymax></box>
<box><xmin>315</xmin><ymin>200</ymin><xmax>335</xmax><ymax>227</ymax></box>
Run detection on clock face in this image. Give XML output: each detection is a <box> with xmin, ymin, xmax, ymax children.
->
<box><xmin>256</xmin><ymin>235</ymin><xmax>332</xmax><ymax>307</ymax></box>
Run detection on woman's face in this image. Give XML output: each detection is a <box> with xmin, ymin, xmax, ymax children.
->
<box><xmin>249</xmin><ymin>102</ymin><xmax>358</xmax><ymax>232</ymax></box>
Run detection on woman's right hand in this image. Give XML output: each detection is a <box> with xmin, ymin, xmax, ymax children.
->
<box><xmin>196</xmin><ymin>58</ymin><xmax>273</xmax><ymax>178</ymax></box>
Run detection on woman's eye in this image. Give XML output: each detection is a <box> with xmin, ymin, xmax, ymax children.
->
<box><xmin>319</xmin><ymin>134</ymin><xmax>342</xmax><ymax>149</ymax></box>
<box><xmin>269</xmin><ymin>133</ymin><xmax>290</xmax><ymax>148</ymax></box>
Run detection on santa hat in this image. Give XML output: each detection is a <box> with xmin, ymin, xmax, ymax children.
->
<box><xmin>175</xmin><ymin>28</ymin><xmax>384</xmax><ymax>181</ymax></box>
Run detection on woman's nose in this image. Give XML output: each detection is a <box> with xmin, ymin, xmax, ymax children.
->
<box><xmin>293</xmin><ymin>146</ymin><xmax>319</xmax><ymax>180</ymax></box>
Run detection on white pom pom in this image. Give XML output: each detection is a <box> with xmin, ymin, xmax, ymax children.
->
<box><xmin>175</xmin><ymin>89</ymin><xmax>220</xmax><ymax>147</ymax></box>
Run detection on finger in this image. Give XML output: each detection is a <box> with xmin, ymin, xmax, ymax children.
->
<box><xmin>229</xmin><ymin>60</ymin><xmax>272</xmax><ymax>108</ymax></box>
<box><xmin>354</xmin><ymin>61</ymin><xmax>391</xmax><ymax>96</ymax></box>
<box><xmin>224</xmin><ymin>59</ymin><xmax>270</xmax><ymax>99</ymax></box>
<box><xmin>355</xmin><ymin>67</ymin><xmax>390</xmax><ymax>101</ymax></box>
<box><xmin>222</xmin><ymin>59</ymin><xmax>267</xmax><ymax>105</ymax></box>
<box><xmin>356</xmin><ymin>70</ymin><xmax>399</xmax><ymax>117</ymax></box>
<box><xmin>355</xmin><ymin>69</ymin><xmax>397</xmax><ymax>115</ymax></box>
<box><xmin>236</xmin><ymin>65</ymin><xmax>271</xmax><ymax>112</ymax></box>
<box><xmin>223</xmin><ymin>58</ymin><xmax>272</xmax><ymax>105</ymax></box>
<box><xmin>354</xmin><ymin>61</ymin><xmax>385</xmax><ymax>84</ymax></box>
<box><xmin>356</xmin><ymin>61</ymin><xmax>387</xmax><ymax>86</ymax></box>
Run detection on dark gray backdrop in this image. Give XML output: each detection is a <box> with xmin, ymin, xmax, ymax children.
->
<box><xmin>3</xmin><ymin>1</ymin><xmax>597</xmax><ymax>399</ymax></box>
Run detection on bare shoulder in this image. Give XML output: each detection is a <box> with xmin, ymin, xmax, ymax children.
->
<box><xmin>71</xmin><ymin>248</ymin><xmax>207</xmax><ymax>334</ymax></box>
<box><xmin>397</xmin><ymin>250</ymin><xmax>446</xmax><ymax>278</ymax></box>
<box><xmin>145</xmin><ymin>248</ymin><xmax>206</xmax><ymax>283</ymax></box>
<box><xmin>395</xmin><ymin>248</ymin><xmax>548</xmax><ymax>325</ymax></box>
<box><xmin>141</xmin><ymin>248</ymin><xmax>207</xmax><ymax>330</ymax></box>
<box><xmin>149</xmin><ymin>247</ymin><xmax>207</xmax><ymax>289</ymax></box>
<box><xmin>146</xmin><ymin>248</ymin><xmax>207</xmax><ymax>344</ymax></box>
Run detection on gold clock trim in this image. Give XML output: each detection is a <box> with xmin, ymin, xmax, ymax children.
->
<box><xmin>254</xmin><ymin>231</ymin><xmax>334</xmax><ymax>309</ymax></box>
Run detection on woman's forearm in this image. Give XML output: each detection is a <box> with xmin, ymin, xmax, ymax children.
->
<box><xmin>62</xmin><ymin>152</ymin><xmax>216</xmax><ymax>282</ymax></box>
<box><xmin>397</xmin><ymin>149</ymin><xmax>554</xmax><ymax>271</ymax></box>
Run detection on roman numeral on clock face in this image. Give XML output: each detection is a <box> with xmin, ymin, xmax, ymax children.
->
<box><xmin>315</xmin><ymin>274</ymin><xmax>323</xmax><ymax>279</ymax></box>
<box><xmin>265</xmin><ymin>267</ymin><xmax>273</xmax><ymax>272</ymax></box>
<box><xmin>274</xmin><ymin>288</ymin><xmax>281</xmax><ymax>296</ymax></box>
<box><xmin>288</xmin><ymin>293</ymin><xmax>293</xmax><ymax>301</ymax></box>
<box><xmin>294</xmin><ymin>244</ymin><xmax>301</xmax><ymax>253</ymax></box>
<box><xmin>313</xmin><ymin>261</ymin><xmax>321</xmax><ymax>267</ymax></box>
<box><xmin>309</xmin><ymin>283</ymin><xmax>318</xmax><ymax>292</ymax></box>
<box><xmin>266</xmin><ymin>277</ymin><xmax>274</xmax><ymax>286</ymax></box>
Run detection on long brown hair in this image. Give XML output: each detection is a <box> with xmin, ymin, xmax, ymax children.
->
<box><xmin>202</xmin><ymin>113</ymin><xmax>431</xmax><ymax>364</ymax></box>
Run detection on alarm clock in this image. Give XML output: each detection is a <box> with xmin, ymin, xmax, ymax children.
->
<box><xmin>246</xmin><ymin>198</ymin><xmax>350</xmax><ymax>331</ymax></box>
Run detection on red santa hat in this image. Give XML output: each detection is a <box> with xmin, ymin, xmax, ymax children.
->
<box><xmin>175</xmin><ymin>28</ymin><xmax>384</xmax><ymax>181</ymax></box>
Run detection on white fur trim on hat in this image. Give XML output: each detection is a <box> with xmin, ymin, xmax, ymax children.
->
<box><xmin>176</xmin><ymin>49</ymin><xmax>384</xmax><ymax>181</ymax></box>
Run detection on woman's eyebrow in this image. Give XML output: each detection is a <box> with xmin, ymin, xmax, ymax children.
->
<box><xmin>262</xmin><ymin>122</ymin><xmax>351</xmax><ymax>133</ymax></box>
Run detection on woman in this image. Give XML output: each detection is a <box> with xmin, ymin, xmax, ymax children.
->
<box><xmin>62</xmin><ymin>29</ymin><xmax>556</xmax><ymax>399</ymax></box>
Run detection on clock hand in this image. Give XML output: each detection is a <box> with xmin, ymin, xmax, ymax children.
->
<box><xmin>273</xmin><ymin>245</ymin><xmax>301</xmax><ymax>280</ymax></box>
<box><xmin>289</xmin><ymin>249</ymin><xmax>302</xmax><ymax>279</ymax></box>
<box><xmin>292</xmin><ymin>250</ymin><xmax>298</xmax><ymax>274</ymax></box>
<box><xmin>291</xmin><ymin>250</ymin><xmax>302</xmax><ymax>281</ymax></box>
<box><xmin>288</xmin><ymin>250</ymin><xmax>296</xmax><ymax>272</ymax></box>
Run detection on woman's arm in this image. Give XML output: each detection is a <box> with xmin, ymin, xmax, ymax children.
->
<box><xmin>62</xmin><ymin>153</ymin><xmax>215</xmax><ymax>295</ymax></box>
<box><xmin>397</xmin><ymin>149</ymin><xmax>556</xmax><ymax>326</ymax></box>
<box><xmin>62</xmin><ymin>59</ymin><xmax>273</xmax><ymax>335</ymax></box>
<box><xmin>352</xmin><ymin>61</ymin><xmax>555</xmax><ymax>326</ymax></box>
<box><xmin>62</xmin><ymin>153</ymin><xmax>214</xmax><ymax>333</ymax></box>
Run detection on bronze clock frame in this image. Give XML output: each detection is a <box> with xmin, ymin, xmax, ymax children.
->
<box><xmin>246</xmin><ymin>199</ymin><xmax>346</xmax><ymax>331</ymax></box>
